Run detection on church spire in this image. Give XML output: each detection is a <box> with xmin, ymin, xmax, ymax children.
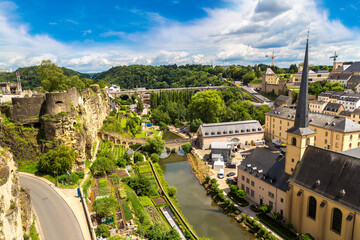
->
<box><xmin>287</xmin><ymin>33</ymin><xmax>315</xmax><ymax>136</ymax></box>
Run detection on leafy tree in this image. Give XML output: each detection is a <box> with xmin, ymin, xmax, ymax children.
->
<box><xmin>93</xmin><ymin>196</ymin><xmax>118</xmax><ymax>219</ymax></box>
<box><xmin>37</xmin><ymin>144</ymin><xmax>75</xmax><ymax>175</ymax></box>
<box><xmin>150</xmin><ymin>153</ymin><xmax>160</xmax><ymax>163</ymax></box>
<box><xmin>188</xmin><ymin>90</ymin><xmax>225</xmax><ymax>123</ymax></box>
<box><xmin>168</xmin><ymin>186</ymin><xmax>177</xmax><ymax>197</ymax></box>
<box><xmin>236</xmin><ymin>190</ymin><xmax>246</xmax><ymax>199</ymax></box>
<box><xmin>289</xmin><ymin>64</ymin><xmax>298</xmax><ymax>74</ymax></box>
<box><xmin>286</xmin><ymin>222</ymin><xmax>294</xmax><ymax>230</ymax></box>
<box><xmin>95</xmin><ymin>224</ymin><xmax>110</xmax><ymax>238</ymax></box>
<box><xmin>144</xmin><ymin>136</ymin><xmax>165</xmax><ymax>154</ymax></box>
<box><xmin>90</xmin><ymin>157</ymin><xmax>116</xmax><ymax>176</ymax></box>
<box><xmin>117</xmin><ymin>157</ymin><xmax>127</xmax><ymax>168</ymax></box>
<box><xmin>165</xmin><ymin>228</ymin><xmax>181</xmax><ymax>240</ymax></box>
<box><xmin>128</xmin><ymin>175</ymin><xmax>153</xmax><ymax>196</ymax></box>
<box><xmin>242</xmin><ymin>71</ymin><xmax>256</xmax><ymax>84</ymax></box>
<box><xmin>190</xmin><ymin>118</ymin><xmax>203</xmax><ymax>132</ymax></box>
<box><xmin>181</xmin><ymin>143</ymin><xmax>191</xmax><ymax>153</ymax></box>
<box><xmin>39</xmin><ymin>60</ymin><xmax>70</xmax><ymax>92</ymax></box>
<box><xmin>151</xmin><ymin>109</ymin><xmax>171</xmax><ymax>124</ymax></box>
<box><xmin>145</xmin><ymin>223</ymin><xmax>165</xmax><ymax>240</ymax></box>
<box><xmin>136</xmin><ymin>100</ymin><xmax>144</xmax><ymax>113</ymax></box>
<box><xmin>134</xmin><ymin>152</ymin><xmax>144</xmax><ymax>163</ymax></box>
<box><xmin>68</xmin><ymin>75</ymin><xmax>85</xmax><ymax>91</ymax></box>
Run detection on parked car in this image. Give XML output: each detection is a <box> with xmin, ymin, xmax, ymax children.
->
<box><xmin>226</xmin><ymin>163</ymin><xmax>236</xmax><ymax>169</ymax></box>
<box><xmin>226</xmin><ymin>172</ymin><xmax>236</xmax><ymax>177</ymax></box>
<box><xmin>218</xmin><ymin>169</ymin><xmax>224</xmax><ymax>179</ymax></box>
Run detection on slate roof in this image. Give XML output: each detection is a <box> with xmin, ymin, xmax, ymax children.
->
<box><xmin>267</xmin><ymin>107</ymin><xmax>360</xmax><ymax>133</ymax></box>
<box><xmin>276</xmin><ymin>95</ymin><xmax>292</xmax><ymax>101</ymax></box>
<box><xmin>332</xmin><ymin>65</ymin><xmax>350</xmax><ymax>72</ymax></box>
<box><xmin>328</xmin><ymin>73</ymin><xmax>352</xmax><ymax>80</ymax></box>
<box><xmin>265</xmin><ymin>68</ymin><xmax>275</xmax><ymax>75</ymax></box>
<box><xmin>344</xmin><ymin>62</ymin><xmax>360</xmax><ymax>73</ymax></box>
<box><xmin>339</xmin><ymin>110</ymin><xmax>351</xmax><ymax>117</ymax></box>
<box><xmin>291</xmin><ymin>146</ymin><xmax>360</xmax><ymax>212</ymax></box>
<box><xmin>342</xmin><ymin>147</ymin><xmax>360</xmax><ymax>158</ymax></box>
<box><xmin>347</xmin><ymin>75</ymin><xmax>360</xmax><ymax>84</ymax></box>
<box><xmin>324</xmin><ymin>102</ymin><xmax>343</xmax><ymax>112</ymax></box>
<box><xmin>239</xmin><ymin>147</ymin><xmax>290</xmax><ymax>191</ymax></box>
<box><xmin>353</xmin><ymin>108</ymin><xmax>360</xmax><ymax>115</ymax></box>
<box><xmin>319</xmin><ymin>91</ymin><xmax>336</xmax><ymax>97</ymax></box>
<box><xmin>310</xmin><ymin>100</ymin><xmax>327</xmax><ymax>106</ymax></box>
<box><xmin>199</xmin><ymin>120</ymin><xmax>264</xmax><ymax>138</ymax></box>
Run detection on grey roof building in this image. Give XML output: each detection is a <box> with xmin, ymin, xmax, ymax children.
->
<box><xmin>239</xmin><ymin>147</ymin><xmax>290</xmax><ymax>191</ymax></box>
<box><xmin>267</xmin><ymin>107</ymin><xmax>360</xmax><ymax>133</ymax></box>
<box><xmin>197</xmin><ymin>120</ymin><xmax>264</xmax><ymax>149</ymax></box>
<box><xmin>291</xmin><ymin>146</ymin><xmax>360</xmax><ymax>212</ymax></box>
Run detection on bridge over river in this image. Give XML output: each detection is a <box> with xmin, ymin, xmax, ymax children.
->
<box><xmin>98</xmin><ymin>131</ymin><xmax>191</xmax><ymax>149</ymax></box>
<box><xmin>109</xmin><ymin>85</ymin><xmax>230</xmax><ymax>98</ymax></box>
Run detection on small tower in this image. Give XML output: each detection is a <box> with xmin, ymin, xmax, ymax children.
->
<box><xmin>16</xmin><ymin>72</ymin><xmax>22</xmax><ymax>92</ymax></box>
<box><xmin>285</xmin><ymin>36</ymin><xmax>316</xmax><ymax>175</ymax></box>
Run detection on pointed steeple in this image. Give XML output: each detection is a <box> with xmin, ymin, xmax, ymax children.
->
<box><xmin>287</xmin><ymin>34</ymin><xmax>315</xmax><ymax>136</ymax></box>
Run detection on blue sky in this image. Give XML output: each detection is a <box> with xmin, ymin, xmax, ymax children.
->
<box><xmin>1</xmin><ymin>0</ymin><xmax>360</xmax><ymax>72</ymax></box>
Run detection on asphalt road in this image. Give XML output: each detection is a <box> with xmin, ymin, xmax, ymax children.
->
<box><xmin>19</xmin><ymin>174</ymin><xmax>84</xmax><ymax>240</ymax></box>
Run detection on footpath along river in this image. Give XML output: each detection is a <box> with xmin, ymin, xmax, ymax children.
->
<box><xmin>159</xmin><ymin>153</ymin><xmax>254</xmax><ymax>240</ymax></box>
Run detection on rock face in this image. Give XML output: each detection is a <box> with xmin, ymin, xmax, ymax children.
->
<box><xmin>0</xmin><ymin>147</ymin><xmax>24</xmax><ymax>240</ymax></box>
<box><xmin>42</xmin><ymin>85</ymin><xmax>109</xmax><ymax>170</ymax></box>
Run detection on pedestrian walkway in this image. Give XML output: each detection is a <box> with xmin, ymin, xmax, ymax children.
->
<box><xmin>221</xmin><ymin>189</ymin><xmax>284</xmax><ymax>240</ymax></box>
<box><xmin>161</xmin><ymin>207</ymin><xmax>186</xmax><ymax>240</ymax></box>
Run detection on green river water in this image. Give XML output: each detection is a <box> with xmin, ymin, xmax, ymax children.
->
<box><xmin>159</xmin><ymin>154</ymin><xmax>254</xmax><ymax>240</ymax></box>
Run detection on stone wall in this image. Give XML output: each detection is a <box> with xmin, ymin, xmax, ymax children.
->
<box><xmin>12</xmin><ymin>96</ymin><xmax>45</xmax><ymax>122</ymax></box>
<box><xmin>42</xmin><ymin>86</ymin><xmax>109</xmax><ymax>170</ymax></box>
<box><xmin>0</xmin><ymin>147</ymin><xmax>25</xmax><ymax>239</ymax></box>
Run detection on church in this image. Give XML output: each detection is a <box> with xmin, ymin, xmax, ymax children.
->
<box><xmin>285</xmin><ymin>38</ymin><xmax>360</xmax><ymax>239</ymax></box>
<box><xmin>239</xmin><ymin>36</ymin><xmax>360</xmax><ymax>239</ymax></box>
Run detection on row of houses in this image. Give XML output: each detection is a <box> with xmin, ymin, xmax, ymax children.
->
<box><xmin>237</xmin><ymin>40</ymin><xmax>360</xmax><ymax>240</ymax></box>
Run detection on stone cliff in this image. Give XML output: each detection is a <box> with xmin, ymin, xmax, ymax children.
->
<box><xmin>41</xmin><ymin>85</ymin><xmax>109</xmax><ymax>170</ymax></box>
<box><xmin>0</xmin><ymin>147</ymin><xmax>32</xmax><ymax>240</ymax></box>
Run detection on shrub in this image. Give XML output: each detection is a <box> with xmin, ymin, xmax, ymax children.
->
<box><xmin>182</xmin><ymin>142</ymin><xmax>191</xmax><ymax>153</ymax></box>
<box><xmin>259</xmin><ymin>205</ymin><xmax>272</xmax><ymax>214</ymax></box>
<box><xmin>205</xmin><ymin>176</ymin><xmax>210</xmax><ymax>182</ymax></box>
<box><xmin>285</xmin><ymin>222</ymin><xmax>294</xmax><ymax>230</ymax></box>
<box><xmin>302</xmin><ymin>233</ymin><xmax>315</xmax><ymax>240</ymax></box>
<box><xmin>272</xmin><ymin>212</ymin><xmax>284</xmax><ymax>221</ymax></box>
<box><xmin>211</xmin><ymin>178</ymin><xmax>217</xmax><ymax>184</ymax></box>
<box><xmin>74</xmin><ymin>171</ymin><xmax>85</xmax><ymax>179</ymax></box>
<box><xmin>168</xmin><ymin>186</ymin><xmax>177</xmax><ymax>197</ymax></box>
<box><xmin>90</xmin><ymin>157</ymin><xmax>116</xmax><ymax>176</ymax></box>
<box><xmin>134</xmin><ymin>152</ymin><xmax>144</xmax><ymax>163</ymax></box>
<box><xmin>117</xmin><ymin>158</ymin><xmax>127</xmax><ymax>168</ymax></box>
<box><xmin>37</xmin><ymin>145</ymin><xmax>75</xmax><ymax>175</ymax></box>
<box><xmin>58</xmin><ymin>172</ymin><xmax>79</xmax><ymax>185</ymax></box>
<box><xmin>150</xmin><ymin>153</ymin><xmax>159</xmax><ymax>163</ymax></box>
<box><xmin>96</xmin><ymin>224</ymin><xmax>110</xmax><ymax>238</ymax></box>
<box><xmin>93</xmin><ymin>196</ymin><xmax>118</xmax><ymax>219</ymax></box>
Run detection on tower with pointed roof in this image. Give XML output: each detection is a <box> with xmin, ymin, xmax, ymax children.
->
<box><xmin>285</xmin><ymin>36</ymin><xmax>316</xmax><ymax>175</ymax></box>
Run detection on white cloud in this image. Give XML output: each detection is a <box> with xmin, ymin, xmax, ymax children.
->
<box><xmin>1</xmin><ymin>0</ymin><xmax>360</xmax><ymax>72</ymax></box>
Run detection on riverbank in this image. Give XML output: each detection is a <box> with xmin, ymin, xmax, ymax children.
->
<box><xmin>186</xmin><ymin>150</ymin><xmax>283</xmax><ymax>240</ymax></box>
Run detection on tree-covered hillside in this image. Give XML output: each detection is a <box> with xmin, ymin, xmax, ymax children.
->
<box><xmin>93</xmin><ymin>64</ymin><xmax>225</xmax><ymax>89</ymax></box>
<box><xmin>0</xmin><ymin>65</ymin><xmax>86</xmax><ymax>90</ymax></box>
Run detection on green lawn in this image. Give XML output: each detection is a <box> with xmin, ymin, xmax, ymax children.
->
<box><xmin>120</xmin><ymin>118</ymin><xmax>127</xmax><ymax>128</ymax></box>
<box><xmin>135</xmin><ymin>130</ymin><xmax>160</xmax><ymax>138</ymax></box>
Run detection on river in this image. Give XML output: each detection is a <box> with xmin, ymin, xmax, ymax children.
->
<box><xmin>159</xmin><ymin>154</ymin><xmax>254</xmax><ymax>240</ymax></box>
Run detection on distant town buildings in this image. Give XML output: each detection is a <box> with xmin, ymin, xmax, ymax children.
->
<box><xmin>289</xmin><ymin>69</ymin><xmax>329</xmax><ymax>85</ymax></box>
<box><xmin>261</xmin><ymin>68</ymin><xmax>286</xmax><ymax>95</ymax></box>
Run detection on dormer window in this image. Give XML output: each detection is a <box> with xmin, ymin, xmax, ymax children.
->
<box><xmin>205</xmin><ymin>132</ymin><xmax>209</xmax><ymax>136</ymax></box>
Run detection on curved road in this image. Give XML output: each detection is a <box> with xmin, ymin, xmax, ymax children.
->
<box><xmin>20</xmin><ymin>174</ymin><xmax>84</xmax><ymax>240</ymax></box>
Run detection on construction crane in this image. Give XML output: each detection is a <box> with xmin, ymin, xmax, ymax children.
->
<box><xmin>329</xmin><ymin>51</ymin><xmax>339</xmax><ymax>63</ymax></box>
<box><xmin>265</xmin><ymin>51</ymin><xmax>293</xmax><ymax>66</ymax></box>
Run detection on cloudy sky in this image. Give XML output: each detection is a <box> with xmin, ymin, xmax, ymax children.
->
<box><xmin>0</xmin><ymin>0</ymin><xmax>360</xmax><ymax>72</ymax></box>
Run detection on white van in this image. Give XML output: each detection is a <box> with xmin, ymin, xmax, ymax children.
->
<box><xmin>218</xmin><ymin>169</ymin><xmax>224</xmax><ymax>179</ymax></box>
